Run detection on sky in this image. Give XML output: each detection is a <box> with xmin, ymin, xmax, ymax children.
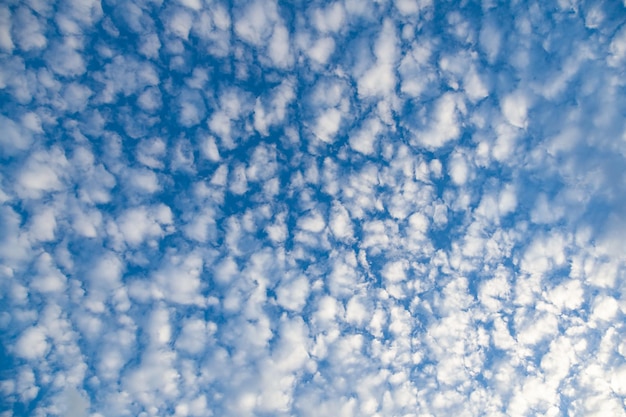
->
<box><xmin>1</xmin><ymin>0</ymin><xmax>626</xmax><ymax>416</ymax></box>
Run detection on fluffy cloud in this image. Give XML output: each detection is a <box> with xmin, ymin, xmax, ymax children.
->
<box><xmin>15</xmin><ymin>326</ymin><xmax>48</xmax><ymax>360</ymax></box>
<box><xmin>2</xmin><ymin>1</ymin><xmax>626</xmax><ymax>417</ymax></box>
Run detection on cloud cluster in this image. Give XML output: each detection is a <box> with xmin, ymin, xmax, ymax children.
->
<box><xmin>1</xmin><ymin>0</ymin><xmax>626</xmax><ymax>416</ymax></box>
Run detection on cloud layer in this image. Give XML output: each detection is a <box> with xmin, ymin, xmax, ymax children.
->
<box><xmin>1</xmin><ymin>1</ymin><xmax>626</xmax><ymax>416</ymax></box>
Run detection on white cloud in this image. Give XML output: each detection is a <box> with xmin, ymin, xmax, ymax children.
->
<box><xmin>46</xmin><ymin>40</ymin><xmax>86</xmax><ymax>77</ymax></box>
<box><xmin>327</xmin><ymin>249</ymin><xmax>361</xmax><ymax>297</ymax></box>
<box><xmin>474</xmin><ymin>183</ymin><xmax>517</xmax><ymax>222</ymax></box>
<box><xmin>315</xmin><ymin>108</ymin><xmax>351</xmax><ymax>152</ymax></box>
<box><xmin>89</xmin><ymin>251</ymin><xmax>124</xmax><ymax>290</ymax></box>
<box><xmin>312</xmin><ymin>2</ymin><xmax>345</xmax><ymax>33</ymax></box>
<box><xmin>546</xmin><ymin>279</ymin><xmax>583</xmax><ymax>310</ymax></box>
<box><xmin>478</xmin><ymin>269</ymin><xmax>511</xmax><ymax>312</ymax></box>
<box><xmin>234</xmin><ymin>0</ymin><xmax>278</xmax><ymax>45</ymax></box>
<box><xmin>137</xmin><ymin>87</ymin><xmax>162</xmax><ymax>114</ymax></box>
<box><xmin>515</xmin><ymin>309</ymin><xmax>559</xmax><ymax>346</ymax></box>
<box><xmin>177</xmin><ymin>0</ymin><xmax>202</xmax><ymax>10</ymax></box>
<box><xmin>115</xmin><ymin>204</ymin><xmax>174</xmax><ymax>247</ymax></box>
<box><xmin>349</xmin><ymin>117</ymin><xmax>382</xmax><ymax>155</ymax></box>
<box><xmin>0</xmin><ymin>115</ymin><xmax>33</xmax><ymax>155</ymax></box>
<box><xmin>15</xmin><ymin>367</ymin><xmax>39</xmax><ymax>402</ymax></box>
<box><xmin>298</xmin><ymin>210</ymin><xmax>326</xmax><ymax>233</ymax></box>
<box><xmin>313</xmin><ymin>108</ymin><xmax>342</xmax><ymax>143</ymax></box>
<box><xmin>520</xmin><ymin>232</ymin><xmax>567</xmax><ymax>277</ymax></box>
<box><xmin>314</xmin><ymin>295</ymin><xmax>340</xmax><ymax>327</ymax></box>
<box><xmin>358</xmin><ymin>19</ymin><xmax>398</xmax><ymax>98</ymax></box>
<box><xmin>152</xmin><ymin>251</ymin><xmax>205</xmax><ymax>305</ymax></box>
<box><xmin>62</xmin><ymin>387</ymin><xmax>91</xmax><ymax>417</ymax></box>
<box><xmin>415</xmin><ymin>93</ymin><xmax>462</xmax><ymax>149</ymax></box>
<box><xmin>492</xmin><ymin>121</ymin><xmax>519</xmax><ymax>162</ymax></box>
<box><xmin>136</xmin><ymin>137</ymin><xmax>167</xmax><ymax>169</ymax></box>
<box><xmin>276</xmin><ymin>274</ymin><xmax>310</xmax><ymax>312</ymax></box>
<box><xmin>0</xmin><ymin>6</ymin><xmax>13</xmax><ymax>52</ymax></box>
<box><xmin>122</xmin><ymin>347</ymin><xmax>180</xmax><ymax>409</ymax></box>
<box><xmin>28</xmin><ymin>207</ymin><xmax>57</xmax><ymax>242</ymax></box>
<box><xmin>61</xmin><ymin>0</ymin><xmax>103</xmax><ymax>28</ymax></box>
<box><xmin>0</xmin><ymin>206</ymin><xmax>32</xmax><ymax>264</ymax></box>
<box><xmin>448</xmin><ymin>152</ymin><xmax>469</xmax><ymax>186</ymax></box>
<box><xmin>608</xmin><ymin>25</ymin><xmax>626</xmax><ymax>67</ymax></box>
<box><xmin>265</xmin><ymin>211</ymin><xmax>288</xmax><ymax>243</ymax></box>
<box><xmin>399</xmin><ymin>40</ymin><xmax>435</xmax><ymax>98</ymax></box>
<box><xmin>229</xmin><ymin>163</ymin><xmax>248</xmax><ymax>195</ymax></box>
<box><xmin>268</xmin><ymin>24</ymin><xmax>292</xmax><ymax>68</ymax></box>
<box><xmin>17</xmin><ymin>148</ymin><xmax>68</xmax><ymax>198</ymax></box>
<box><xmin>329</xmin><ymin>201</ymin><xmax>354</xmax><ymax>241</ymax></box>
<box><xmin>168</xmin><ymin>9</ymin><xmax>194</xmax><ymax>40</ymax></box>
<box><xmin>480</xmin><ymin>21</ymin><xmax>501</xmax><ymax>63</ymax></box>
<box><xmin>501</xmin><ymin>90</ymin><xmax>530</xmax><ymax>129</ymax></box>
<box><xmin>214</xmin><ymin>256</ymin><xmax>239</xmax><ymax>285</ymax></box>
<box><xmin>139</xmin><ymin>32</ymin><xmax>161</xmax><ymax>58</ymax></box>
<box><xmin>464</xmin><ymin>67</ymin><xmax>489</xmax><ymax>101</ymax></box>
<box><xmin>254</xmin><ymin>80</ymin><xmax>295</xmax><ymax>137</ymax></box>
<box><xmin>592</xmin><ymin>296</ymin><xmax>619</xmax><ymax>322</ymax></box>
<box><xmin>530</xmin><ymin>193</ymin><xmax>564</xmax><ymax>224</ymax></box>
<box><xmin>210</xmin><ymin>164</ymin><xmax>229</xmax><ymax>187</ymax></box>
<box><xmin>307</xmin><ymin>37</ymin><xmax>335</xmax><ymax>65</ymax></box>
<box><xmin>246</xmin><ymin>144</ymin><xmax>277</xmax><ymax>182</ymax></box>
<box><xmin>127</xmin><ymin>168</ymin><xmax>160</xmax><ymax>193</ymax></box>
<box><xmin>498</xmin><ymin>184</ymin><xmax>517</xmax><ymax>215</ymax></box>
<box><xmin>21</xmin><ymin>112</ymin><xmax>43</xmax><ymax>133</ymax></box>
<box><xmin>14</xmin><ymin>6</ymin><xmax>47</xmax><ymax>51</ymax></box>
<box><xmin>30</xmin><ymin>252</ymin><xmax>66</xmax><ymax>294</ymax></box>
<box><xmin>171</xmin><ymin>138</ymin><xmax>196</xmax><ymax>172</ymax></box>
<box><xmin>15</xmin><ymin>326</ymin><xmax>48</xmax><ymax>360</ymax></box>
<box><xmin>345</xmin><ymin>296</ymin><xmax>369</xmax><ymax>328</ymax></box>
<box><xmin>395</xmin><ymin>0</ymin><xmax>421</xmax><ymax>15</ymax></box>
<box><xmin>199</xmin><ymin>135</ymin><xmax>220</xmax><ymax>161</ymax></box>
<box><xmin>95</xmin><ymin>56</ymin><xmax>160</xmax><ymax>103</ymax></box>
<box><xmin>178</xmin><ymin>89</ymin><xmax>206</xmax><ymax>127</ymax></box>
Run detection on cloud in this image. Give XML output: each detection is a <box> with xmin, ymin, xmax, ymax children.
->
<box><xmin>13</xmin><ymin>6</ymin><xmax>47</xmax><ymax>51</ymax></box>
<box><xmin>357</xmin><ymin>19</ymin><xmax>398</xmax><ymax>98</ymax></box>
<box><xmin>414</xmin><ymin>93</ymin><xmax>463</xmax><ymax>149</ymax></box>
<box><xmin>167</xmin><ymin>8</ymin><xmax>194</xmax><ymax>40</ymax></box>
<box><xmin>63</xmin><ymin>83</ymin><xmax>93</xmax><ymax>113</ymax></box>
<box><xmin>268</xmin><ymin>24</ymin><xmax>292</xmax><ymax>68</ymax></box>
<box><xmin>63</xmin><ymin>387</ymin><xmax>90</xmax><ymax>417</ymax></box>
<box><xmin>312</xmin><ymin>2</ymin><xmax>345</xmax><ymax>33</ymax></box>
<box><xmin>448</xmin><ymin>151</ymin><xmax>469</xmax><ymax>186</ymax></box>
<box><xmin>0</xmin><ymin>115</ymin><xmax>33</xmax><ymax>156</ymax></box>
<box><xmin>115</xmin><ymin>204</ymin><xmax>174</xmax><ymax>247</ymax></box>
<box><xmin>276</xmin><ymin>274</ymin><xmax>310</xmax><ymax>312</ymax></box>
<box><xmin>306</xmin><ymin>36</ymin><xmax>335</xmax><ymax>65</ymax></box>
<box><xmin>16</xmin><ymin>148</ymin><xmax>68</xmax><ymax>199</ymax></box>
<box><xmin>501</xmin><ymin>90</ymin><xmax>530</xmax><ymax>129</ymax></box>
<box><xmin>45</xmin><ymin>40</ymin><xmax>86</xmax><ymax>77</ymax></box>
<box><xmin>15</xmin><ymin>326</ymin><xmax>48</xmax><ymax>360</ymax></box>
<box><xmin>349</xmin><ymin>117</ymin><xmax>382</xmax><ymax>155</ymax></box>
<box><xmin>608</xmin><ymin>24</ymin><xmax>626</xmax><ymax>67</ymax></box>
<box><xmin>2</xmin><ymin>1</ymin><xmax>626</xmax><ymax>416</ymax></box>
<box><xmin>234</xmin><ymin>0</ymin><xmax>278</xmax><ymax>45</ymax></box>
<box><xmin>0</xmin><ymin>6</ymin><xmax>14</xmax><ymax>52</ymax></box>
<box><xmin>480</xmin><ymin>19</ymin><xmax>502</xmax><ymax>64</ymax></box>
<box><xmin>329</xmin><ymin>201</ymin><xmax>354</xmax><ymax>241</ymax></box>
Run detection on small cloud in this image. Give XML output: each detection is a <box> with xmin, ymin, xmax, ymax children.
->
<box><xmin>15</xmin><ymin>326</ymin><xmax>48</xmax><ymax>360</ymax></box>
<box><xmin>63</xmin><ymin>387</ymin><xmax>90</xmax><ymax>417</ymax></box>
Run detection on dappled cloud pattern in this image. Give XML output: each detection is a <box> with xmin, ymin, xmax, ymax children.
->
<box><xmin>2</xmin><ymin>0</ymin><xmax>626</xmax><ymax>416</ymax></box>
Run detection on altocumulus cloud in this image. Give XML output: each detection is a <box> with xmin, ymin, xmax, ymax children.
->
<box><xmin>1</xmin><ymin>1</ymin><xmax>626</xmax><ymax>416</ymax></box>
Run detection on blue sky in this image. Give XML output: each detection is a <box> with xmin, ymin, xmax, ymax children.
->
<box><xmin>1</xmin><ymin>0</ymin><xmax>626</xmax><ymax>416</ymax></box>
